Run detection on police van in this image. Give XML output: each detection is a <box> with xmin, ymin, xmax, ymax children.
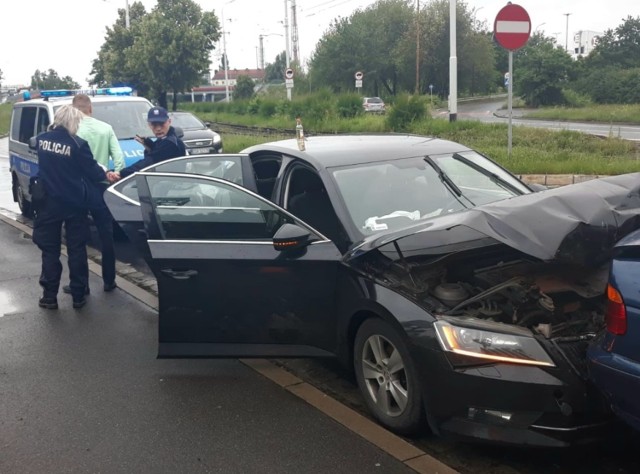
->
<box><xmin>9</xmin><ymin>87</ymin><xmax>153</xmax><ymax>217</ymax></box>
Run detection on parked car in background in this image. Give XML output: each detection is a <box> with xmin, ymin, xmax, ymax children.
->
<box><xmin>362</xmin><ymin>97</ymin><xmax>385</xmax><ymax>113</ymax></box>
<box><xmin>169</xmin><ymin>111</ymin><xmax>222</xmax><ymax>155</ymax></box>
<box><xmin>588</xmin><ymin>228</ymin><xmax>640</xmax><ymax>433</ymax></box>
<box><xmin>103</xmin><ymin>134</ymin><xmax>640</xmax><ymax>446</ymax></box>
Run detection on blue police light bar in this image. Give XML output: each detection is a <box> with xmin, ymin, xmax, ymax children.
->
<box><xmin>39</xmin><ymin>87</ymin><xmax>133</xmax><ymax>100</ymax></box>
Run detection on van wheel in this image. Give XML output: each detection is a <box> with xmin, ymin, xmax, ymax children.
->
<box><xmin>354</xmin><ymin>318</ymin><xmax>425</xmax><ymax>435</ymax></box>
<box><xmin>16</xmin><ymin>181</ymin><xmax>33</xmax><ymax>218</ymax></box>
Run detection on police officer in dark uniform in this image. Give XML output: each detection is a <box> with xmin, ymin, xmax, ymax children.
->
<box><xmin>111</xmin><ymin>106</ymin><xmax>186</xmax><ymax>181</ymax></box>
<box><xmin>33</xmin><ymin>105</ymin><xmax>108</xmax><ymax>310</ymax></box>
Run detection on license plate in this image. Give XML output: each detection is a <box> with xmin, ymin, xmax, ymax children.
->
<box><xmin>189</xmin><ymin>147</ymin><xmax>210</xmax><ymax>154</ymax></box>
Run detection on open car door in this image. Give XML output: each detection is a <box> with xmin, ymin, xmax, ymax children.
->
<box><xmin>134</xmin><ymin>172</ymin><xmax>342</xmax><ymax>359</ymax></box>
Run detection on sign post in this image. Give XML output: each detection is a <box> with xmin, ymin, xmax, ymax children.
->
<box><xmin>494</xmin><ymin>3</ymin><xmax>531</xmax><ymax>158</ymax></box>
<box><xmin>354</xmin><ymin>71</ymin><xmax>363</xmax><ymax>91</ymax></box>
<box><xmin>284</xmin><ymin>68</ymin><xmax>294</xmax><ymax>101</ymax></box>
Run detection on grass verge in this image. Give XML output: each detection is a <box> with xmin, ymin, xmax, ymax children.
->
<box><xmin>209</xmin><ymin>111</ymin><xmax>640</xmax><ymax>176</ymax></box>
<box><xmin>523</xmin><ymin>104</ymin><xmax>640</xmax><ymax>125</ymax></box>
<box><xmin>0</xmin><ymin>103</ymin><xmax>12</xmax><ymax>135</ymax></box>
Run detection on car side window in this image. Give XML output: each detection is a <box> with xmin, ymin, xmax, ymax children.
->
<box><xmin>113</xmin><ymin>156</ymin><xmax>246</xmax><ymax>204</ymax></box>
<box><xmin>251</xmin><ymin>154</ymin><xmax>283</xmax><ymax>199</ymax></box>
<box><xmin>146</xmin><ymin>175</ymin><xmax>299</xmax><ymax>241</ymax></box>
<box><xmin>154</xmin><ymin>156</ymin><xmax>244</xmax><ymax>184</ymax></box>
<box><xmin>285</xmin><ymin>167</ymin><xmax>343</xmax><ymax>242</ymax></box>
<box><xmin>35</xmin><ymin>107</ymin><xmax>50</xmax><ymax>135</ymax></box>
<box><xmin>16</xmin><ymin>107</ymin><xmax>37</xmax><ymax>143</ymax></box>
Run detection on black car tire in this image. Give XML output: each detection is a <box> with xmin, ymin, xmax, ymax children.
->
<box><xmin>15</xmin><ymin>179</ymin><xmax>33</xmax><ymax>218</ymax></box>
<box><xmin>354</xmin><ymin>318</ymin><xmax>425</xmax><ymax>435</ymax></box>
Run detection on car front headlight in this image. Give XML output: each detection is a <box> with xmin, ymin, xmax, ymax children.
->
<box><xmin>434</xmin><ymin>320</ymin><xmax>555</xmax><ymax>367</ymax></box>
<box><xmin>212</xmin><ymin>133</ymin><xmax>222</xmax><ymax>144</ymax></box>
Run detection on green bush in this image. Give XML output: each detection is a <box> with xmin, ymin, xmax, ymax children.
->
<box><xmin>562</xmin><ymin>89</ymin><xmax>592</xmax><ymax>108</ymax></box>
<box><xmin>336</xmin><ymin>93</ymin><xmax>363</xmax><ymax>118</ymax></box>
<box><xmin>385</xmin><ymin>94</ymin><xmax>428</xmax><ymax>131</ymax></box>
<box><xmin>258</xmin><ymin>98</ymin><xmax>279</xmax><ymax>118</ymax></box>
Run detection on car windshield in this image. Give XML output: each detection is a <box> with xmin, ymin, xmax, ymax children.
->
<box><xmin>55</xmin><ymin>101</ymin><xmax>151</xmax><ymax>139</ymax></box>
<box><xmin>366</xmin><ymin>98</ymin><xmax>383</xmax><ymax>103</ymax></box>
<box><xmin>331</xmin><ymin>151</ymin><xmax>531</xmax><ymax>236</ymax></box>
<box><xmin>169</xmin><ymin>113</ymin><xmax>205</xmax><ymax>130</ymax></box>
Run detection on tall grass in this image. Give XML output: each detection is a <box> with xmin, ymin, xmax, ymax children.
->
<box><xmin>524</xmin><ymin>104</ymin><xmax>640</xmax><ymax>124</ymax></box>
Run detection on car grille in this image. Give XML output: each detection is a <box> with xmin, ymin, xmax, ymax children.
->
<box><xmin>553</xmin><ymin>338</ymin><xmax>590</xmax><ymax>379</ymax></box>
<box><xmin>184</xmin><ymin>138</ymin><xmax>213</xmax><ymax>147</ymax></box>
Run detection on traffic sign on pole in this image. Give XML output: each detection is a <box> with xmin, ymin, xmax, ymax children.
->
<box><xmin>493</xmin><ymin>3</ymin><xmax>531</xmax><ymax>51</ymax></box>
<box><xmin>354</xmin><ymin>71</ymin><xmax>363</xmax><ymax>80</ymax></box>
<box><xmin>284</xmin><ymin>68</ymin><xmax>294</xmax><ymax>80</ymax></box>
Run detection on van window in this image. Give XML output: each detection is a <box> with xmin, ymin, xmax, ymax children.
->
<box><xmin>15</xmin><ymin>107</ymin><xmax>38</xmax><ymax>144</ymax></box>
<box><xmin>36</xmin><ymin>107</ymin><xmax>50</xmax><ymax>135</ymax></box>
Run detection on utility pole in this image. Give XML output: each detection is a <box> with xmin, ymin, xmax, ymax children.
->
<box><xmin>291</xmin><ymin>0</ymin><xmax>300</xmax><ymax>65</ymax></box>
<box><xmin>125</xmin><ymin>0</ymin><xmax>130</xmax><ymax>29</ymax></box>
<box><xmin>564</xmin><ymin>13</ymin><xmax>571</xmax><ymax>53</ymax></box>
<box><xmin>284</xmin><ymin>0</ymin><xmax>291</xmax><ymax>100</ymax></box>
<box><xmin>415</xmin><ymin>0</ymin><xmax>420</xmax><ymax>94</ymax></box>
<box><xmin>449</xmin><ymin>0</ymin><xmax>457</xmax><ymax>122</ymax></box>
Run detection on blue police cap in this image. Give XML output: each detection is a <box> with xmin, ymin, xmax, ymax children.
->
<box><xmin>147</xmin><ymin>106</ymin><xmax>169</xmax><ymax>123</ymax></box>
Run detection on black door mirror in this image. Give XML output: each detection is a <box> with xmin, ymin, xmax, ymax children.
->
<box><xmin>28</xmin><ymin>136</ymin><xmax>37</xmax><ymax>150</ymax></box>
<box><xmin>273</xmin><ymin>223</ymin><xmax>313</xmax><ymax>252</ymax></box>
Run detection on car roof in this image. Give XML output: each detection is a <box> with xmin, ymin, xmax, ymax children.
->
<box><xmin>14</xmin><ymin>95</ymin><xmax>151</xmax><ymax>107</ymax></box>
<box><xmin>243</xmin><ymin>134</ymin><xmax>472</xmax><ymax>168</ymax></box>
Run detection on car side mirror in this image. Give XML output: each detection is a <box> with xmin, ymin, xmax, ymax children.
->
<box><xmin>174</xmin><ymin>126</ymin><xmax>185</xmax><ymax>138</ymax></box>
<box><xmin>273</xmin><ymin>223</ymin><xmax>312</xmax><ymax>252</ymax></box>
<box><xmin>28</xmin><ymin>136</ymin><xmax>37</xmax><ymax>150</ymax></box>
<box><xmin>204</xmin><ymin>121</ymin><xmax>211</xmax><ymax>129</ymax></box>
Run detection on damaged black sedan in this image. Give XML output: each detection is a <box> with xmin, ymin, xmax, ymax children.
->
<box><xmin>104</xmin><ymin>135</ymin><xmax>640</xmax><ymax>447</ymax></box>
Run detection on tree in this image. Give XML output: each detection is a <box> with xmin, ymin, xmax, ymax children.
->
<box><xmin>586</xmin><ymin>16</ymin><xmax>640</xmax><ymax>70</ymax></box>
<box><xmin>126</xmin><ymin>0</ymin><xmax>220</xmax><ymax>109</ymax></box>
<box><xmin>264</xmin><ymin>52</ymin><xmax>287</xmax><ymax>82</ymax></box>
<box><xmin>30</xmin><ymin>69</ymin><xmax>80</xmax><ymax>90</ymax></box>
<box><xmin>309</xmin><ymin>0</ymin><xmax>415</xmax><ymax>96</ymax></box>
<box><xmin>233</xmin><ymin>75</ymin><xmax>255</xmax><ymax>100</ymax></box>
<box><xmin>90</xmin><ymin>1</ymin><xmax>149</xmax><ymax>94</ymax></box>
<box><xmin>91</xmin><ymin>0</ymin><xmax>220</xmax><ymax>109</ymax></box>
<box><xmin>514</xmin><ymin>33</ymin><xmax>574</xmax><ymax>106</ymax></box>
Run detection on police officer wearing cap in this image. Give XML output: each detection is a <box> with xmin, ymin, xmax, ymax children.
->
<box><xmin>111</xmin><ymin>106</ymin><xmax>186</xmax><ymax>180</ymax></box>
<box><xmin>33</xmin><ymin>105</ymin><xmax>108</xmax><ymax>310</ymax></box>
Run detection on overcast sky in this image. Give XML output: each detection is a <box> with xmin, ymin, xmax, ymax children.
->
<box><xmin>0</xmin><ymin>0</ymin><xmax>636</xmax><ymax>87</ymax></box>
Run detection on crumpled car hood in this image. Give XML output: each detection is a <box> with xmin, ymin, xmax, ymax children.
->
<box><xmin>348</xmin><ymin>173</ymin><xmax>640</xmax><ymax>266</ymax></box>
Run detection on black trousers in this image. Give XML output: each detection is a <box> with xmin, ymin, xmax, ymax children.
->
<box><xmin>32</xmin><ymin>199</ymin><xmax>90</xmax><ymax>301</ymax></box>
<box><xmin>90</xmin><ymin>201</ymin><xmax>116</xmax><ymax>286</ymax></box>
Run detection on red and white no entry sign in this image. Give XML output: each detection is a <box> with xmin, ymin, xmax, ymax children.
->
<box><xmin>493</xmin><ymin>3</ymin><xmax>531</xmax><ymax>51</ymax></box>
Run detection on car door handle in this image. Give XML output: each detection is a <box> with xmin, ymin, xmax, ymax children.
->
<box><xmin>160</xmin><ymin>269</ymin><xmax>198</xmax><ymax>280</ymax></box>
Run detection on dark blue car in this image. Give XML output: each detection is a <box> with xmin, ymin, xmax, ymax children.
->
<box><xmin>588</xmin><ymin>228</ymin><xmax>640</xmax><ymax>432</ymax></box>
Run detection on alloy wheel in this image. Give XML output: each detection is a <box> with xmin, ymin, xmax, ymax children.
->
<box><xmin>360</xmin><ymin>334</ymin><xmax>409</xmax><ymax>417</ymax></box>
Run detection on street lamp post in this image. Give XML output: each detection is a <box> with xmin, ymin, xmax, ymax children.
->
<box><xmin>564</xmin><ymin>13</ymin><xmax>572</xmax><ymax>53</ymax></box>
<box><xmin>221</xmin><ymin>1</ymin><xmax>236</xmax><ymax>102</ymax></box>
<box><xmin>449</xmin><ymin>0</ymin><xmax>457</xmax><ymax>122</ymax></box>
<box><xmin>259</xmin><ymin>33</ymin><xmax>283</xmax><ymax>72</ymax></box>
<box><xmin>283</xmin><ymin>0</ymin><xmax>292</xmax><ymax>101</ymax></box>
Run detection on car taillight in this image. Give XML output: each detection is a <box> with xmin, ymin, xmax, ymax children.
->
<box><xmin>606</xmin><ymin>283</ymin><xmax>627</xmax><ymax>335</ymax></box>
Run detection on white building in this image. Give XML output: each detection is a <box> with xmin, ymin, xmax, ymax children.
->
<box><xmin>571</xmin><ymin>30</ymin><xmax>602</xmax><ymax>58</ymax></box>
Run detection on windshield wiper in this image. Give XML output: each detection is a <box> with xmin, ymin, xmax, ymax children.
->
<box><xmin>452</xmin><ymin>152</ymin><xmax>524</xmax><ymax>195</ymax></box>
<box><xmin>424</xmin><ymin>156</ymin><xmax>463</xmax><ymax>197</ymax></box>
